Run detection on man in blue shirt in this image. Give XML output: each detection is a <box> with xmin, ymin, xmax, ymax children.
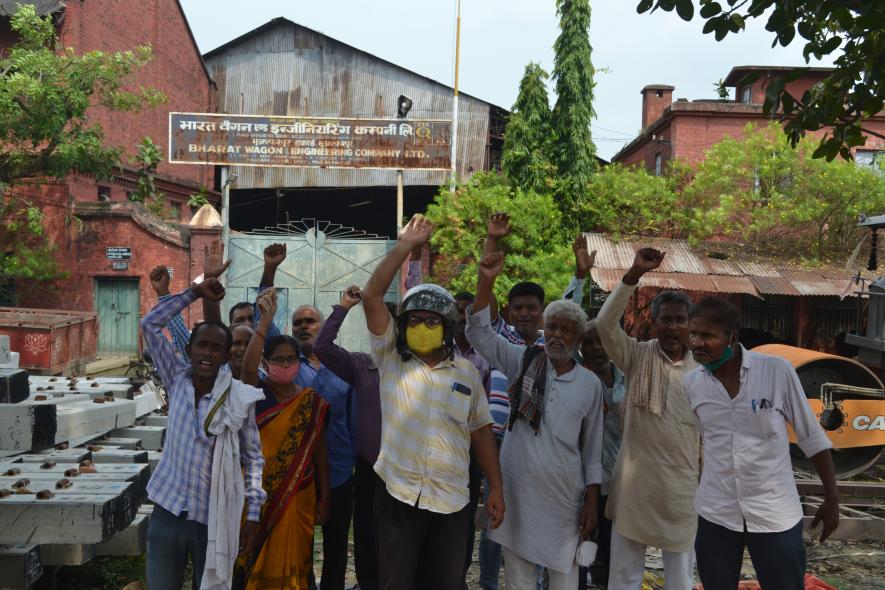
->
<box><xmin>294</xmin><ymin>302</ymin><xmax>357</xmax><ymax>590</ymax></box>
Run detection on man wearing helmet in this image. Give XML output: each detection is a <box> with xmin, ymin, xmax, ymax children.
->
<box><xmin>361</xmin><ymin>214</ymin><xmax>505</xmax><ymax>590</ymax></box>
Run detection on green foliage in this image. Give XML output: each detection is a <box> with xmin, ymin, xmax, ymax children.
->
<box><xmin>713</xmin><ymin>79</ymin><xmax>729</xmax><ymax>99</ymax></box>
<box><xmin>502</xmin><ymin>63</ymin><xmax>554</xmax><ymax>194</ymax></box>
<box><xmin>188</xmin><ymin>186</ymin><xmax>211</xmax><ymax>209</ymax></box>
<box><xmin>425</xmin><ymin>172</ymin><xmax>573</xmax><ymax>303</ymax></box>
<box><xmin>638</xmin><ymin>0</ymin><xmax>885</xmax><ymax>160</ymax></box>
<box><xmin>0</xmin><ymin>5</ymin><xmax>162</xmax><ymax>291</ymax></box>
<box><xmin>129</xmin><ymin>137</ymin><xmax>168</xmax><ymax>217</ymax></box>
<box><xmin>578</xmin><ymin>163</ymin><xmax>685</xmax><ymax>239</ymax></box>
<box><xmin>551</xmin><ymin>0</ymin><xmax>598</xmax><ymax>213</ymax></box>
<box><xmin>682</xmin><ymin>123</ymin><xmax>885</xmax><ymax>260</ymax></box>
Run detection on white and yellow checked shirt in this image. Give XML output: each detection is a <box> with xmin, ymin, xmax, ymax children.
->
<box><xmin>370</xmin><ymin>319</ymin><xmax>493</xmax><ymax>514</ymax></box>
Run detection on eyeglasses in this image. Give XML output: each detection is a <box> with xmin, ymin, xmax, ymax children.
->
<box><xmin>406</xmin><ymin>315</ymin><xmax>442</xmax><ymax>328</ymax></box>
<box><xmin>268</xmin><ymin>355</ymin><xmax>299</xmax><ymax>366</ymax></box>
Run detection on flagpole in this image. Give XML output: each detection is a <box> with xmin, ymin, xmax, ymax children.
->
<box><xmin>449</xmin><ymin>0</ymin><xmax>461</xmax><ymax>193</ymax></box>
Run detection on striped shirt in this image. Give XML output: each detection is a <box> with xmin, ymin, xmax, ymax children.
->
<box><xmin>142</xmin><ymin>288</ymin><xmax>266</xmax><ymax>524</ymax></box>
<box><xmin>370</xmin><ymin>318</ymin><xmax>493</xmax><ymax>514</ymax></box>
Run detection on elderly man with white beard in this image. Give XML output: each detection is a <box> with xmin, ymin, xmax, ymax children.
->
<box><xmin>466</xmin><ymin>250</ymin><xmax>604</xmax><ymax>590</ymax></box>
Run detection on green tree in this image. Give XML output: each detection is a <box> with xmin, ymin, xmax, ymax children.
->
<box><xmin>551</xmin><ymin>0</ymin><xmax>598</xmax><ymax>212</ymax></box>
<box><xmin>0</xmin><ymin>5</ymin><xmax>162</xmax><ymax>295</ymax></box>
<box><xmin>502</xmin><ymin>63</ymin><xmax>553</xmax><ymax>194</ymax></box>
<box><xmin>637</xmin><ymin>0</ymin><xmax>885</xmax><ymax>160</ymax></box>
<box><xmin>579</xmin><ymin>163</ymin><xmax>686</xmax><ymax>239</ymax></box>
<box><xmin>425</xmin><ymin>172</ymin><xmax>573</xmax><ymax>303</ymax></box>
<box><xmin>684</xmin><ymin>123</ymin><xmax>885</xmax><ymax>260</ymax></box>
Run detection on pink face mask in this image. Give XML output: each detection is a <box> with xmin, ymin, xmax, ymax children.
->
<box><xmin>266</xmin><ymin>362</ymin><xmax>300</xmax><ymax>384</ymax></box>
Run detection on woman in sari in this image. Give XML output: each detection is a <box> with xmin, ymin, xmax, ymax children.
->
<box><xmin>237</xmin><ymin>289</ymin><xmax>331</xmax><ymax>589</ymax></box>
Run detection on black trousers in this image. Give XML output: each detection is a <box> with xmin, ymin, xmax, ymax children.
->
<box><xmin>695</xmin><ymin>516</ymin><xmax>806</xmax><ymax>590</ymax></box>
<box><xmin>375</xmin><ymin>479</ymin><xmax>471</xmax><ymax>590</ymax></box>
<box><xmin>320</xmin><ymin>477</ymin><xmax>354</xmax><ymax>590</ymax></box>
<box><xmin>462</xmin><ymin>452</ymin><xmax>483</xmax><ymax>588</ymax></box>
<box><xmin>354</xmin><ymin>459</ymin><xmax>380</xmax><ymax>590</ymax></box>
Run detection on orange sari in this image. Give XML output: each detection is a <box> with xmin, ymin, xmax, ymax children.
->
<box><xmin>237</xmin><ymin>388</ymin><xmax>328</xmax><ymax>590</ymax></box>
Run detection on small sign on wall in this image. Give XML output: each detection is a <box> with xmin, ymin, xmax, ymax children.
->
<box><xmin>106</xmin><ymin>247</ymin><xmax>131</xmax><ymax>260</ymax></box>
<box><xmin>112</xmin><ymin>261</ymin><xmax>129</xmax><ymax>270</ymax></box>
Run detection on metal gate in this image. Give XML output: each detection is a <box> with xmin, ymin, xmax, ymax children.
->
<box><xmin>225</xmin><ymin>220</ymin><xmax>399</xmax><ymax>353</ymax></box>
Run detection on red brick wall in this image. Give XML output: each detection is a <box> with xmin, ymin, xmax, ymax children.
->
<box><xmin>642</xmin><ymin>87</ymin><xmax>674</xmax><ymax>130</ymax></box>
<box><xmin>56</xmin><ymin>0</ymin><xmax>215</xmax><ymax>187</ymax></box>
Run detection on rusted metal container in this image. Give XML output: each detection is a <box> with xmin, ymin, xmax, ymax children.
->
<box><xmin>0</xmin><ymin>307</ymin><xmax>98</xmax><ymax>375</ymax></box>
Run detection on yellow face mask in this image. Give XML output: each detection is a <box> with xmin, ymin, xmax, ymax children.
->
<box><xmin>406</xmin><ymin>324</ymin><xmax>444</xmax><ymax>355</ymax></box>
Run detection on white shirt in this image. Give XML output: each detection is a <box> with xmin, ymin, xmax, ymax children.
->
<box><xmin>683</xmin><ymin>346</ymin><xmax>832</xmax><ymax>533</ymax></box>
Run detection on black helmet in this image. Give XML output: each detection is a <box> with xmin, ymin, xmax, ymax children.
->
<box><xmin>396</xmin><ymin>283</ymin><xmax>457</xmax><ymax>360</ymax></box>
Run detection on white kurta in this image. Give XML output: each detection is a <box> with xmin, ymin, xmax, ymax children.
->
<box><xmin>466</xmin><ymin>306</ymin><xmax>604</xmax><ymax>574</ymax></box>
<box><xmin>596</xmin><ymin>281</ymin><xmax>700</xmax><ymax>553</ymax></box>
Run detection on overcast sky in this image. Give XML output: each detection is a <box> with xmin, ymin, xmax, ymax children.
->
<box><xmin>179</xmin><ymin>1</ymin><xmax>835</xmax><ymax>161</ymax></box>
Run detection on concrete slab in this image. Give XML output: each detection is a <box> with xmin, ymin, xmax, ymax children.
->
<box><xmin>0</xmin><ymin>370</ymin><xmax>29</xmax><ymax>404</ymax></box>
<box><xmin>0</xmin><ymin>544</ymin><xmax>41</xmax><ymax>589</ymax></box>
<box><xmin>90</xmin><ymin>449</ymin><xmax>148</xmax><ymax>464</ymax></box>
<box><xmin>0</xmin><ymin>404</ymin><xmax>57</xmax><ymax>451</ymax></box>
<box><xmin>132</xmin><ymin>390</ymin><xmax>160</xmax><ymax>418</ymax></box>
<box><xmin>12</xmin><ymin>449</ymin><xmax>92</xmax><ymax>464</ymax></box>
<box><xmin>0</xmin><ymin>463</ymin><xmax>150</xmax><ymax>497</ymax></box>
<box><xmin>95</xmin><ymin>505</ymin><xmax>152</xmax><ymax>556</ymax></box>
<box><xmin>29</xmin><ymin>376</ymin><xmax>131</xmax><ymax>386</ymax></box>
<box><xmin>55</xmin><ymin>400</ymin><xmax>137</xmax><ymax>445</ymax></box>
<box><xmin>0</xmin><ymin>492</ymin><xmax>137</xmax><ymax>544</ymax></box>
<box><xmin>110</xmin><ymin>426</ymin><xmax>165</xmax><ymax>451</ymax></box>
<box><xmin>91</xmin><ymin>437</ymin><xmax>142</xmax><ymax>450</ymax></box>
<box><xmin>140</xmin><ymin>413</ymin><xmax>168</xmax><ymax>428</ymax></box>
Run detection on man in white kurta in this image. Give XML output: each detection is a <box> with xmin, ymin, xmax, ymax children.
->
<box><xmin>466</xmin><ymin>251</ymin><xmax>604</xmax><ymax>590</ymax></box>
<box><xmin>595</xmin><ymin>248</ymin><xmax>700</xmax><ymax>590</ymax></box>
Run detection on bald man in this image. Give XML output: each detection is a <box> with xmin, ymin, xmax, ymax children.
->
<box><xmin>293</xmin><ymin>304</ymin><xmax>358</xmax><ymax>590</ymax></box>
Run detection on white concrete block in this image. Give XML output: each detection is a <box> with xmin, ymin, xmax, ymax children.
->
<box><xmin>0</xmin><ymin>492</ymin><xmax>136</xmax><ymax>544</ymax></box>
<box><xmin>0</xmin><ymin>404</ymin><xmax>57</xmax><ymax>451</ymax></box>
<box><xmin>90</xmin><ymin>449</ymin><xmax>148</xmax><ymax>464</ymax></box>
<box><xmin>0</xmin><ymin>352</ymin><xmax>21</xmax><ymax>370</ymax></box>
<box><xmin>110</xmin><ymin>426</ymin><xmax>165</xmax><ymax>451</ymax></box>
<box><xmin>140</xmin><ymin>413</ymin><xmax>168</xmax><ymax>428</ymax></box>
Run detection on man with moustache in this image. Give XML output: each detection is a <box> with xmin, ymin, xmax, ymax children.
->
<box><xmin>467</xmin><ymin>250</ymin><xmax>603</xmax><ymax>590</ymax></box>
<box><xmin>595</xmin><ymin>248</ymin><xmax>700</xmax><ymax>590</ymax></box>
<box><xmin>684</xmin><ymin>297</ymin><xmax>838</xmax><ymax>590</ymax></box>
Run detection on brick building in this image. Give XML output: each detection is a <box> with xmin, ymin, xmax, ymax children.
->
<box><xmin>613</xmin><ymin>65</ymin><xmax>885</xmax><ymax>174</ymax></box>
<box><xmin>0</xmin><ymin>0</ymin><xmax>220</xmax><ymax>355</ymax></box>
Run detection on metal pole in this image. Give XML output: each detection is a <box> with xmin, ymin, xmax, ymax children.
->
<box><xmin>396</xmin><ymin>169</ymin><xmax>404</xmax><ymax>232</ymax></box>
<box><xmin>449</xmin><ymin>0</ymin><xmax>461</xmax><ymax>193</ymax></box>
<box><xmin>220</xmin><ymin>167</ymin><xmax>230</xmax><ymax>287</ymax></box>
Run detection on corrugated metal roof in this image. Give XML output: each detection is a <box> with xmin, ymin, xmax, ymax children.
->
<box><xmin>749</xmin><ymin>276</ymin><xmax>801</xmax><ymax>296</ymax></box>
<box><xmin>0</xmin><ymin>1</ymin><xmax>63</xmax><ymax>16</ymax></box>
<box><xmin>585</xmin><ymin>233</ymin><xmax>853</xmax><ymax>298</ymax></box>
<box><xmin>204</xmin><ymin>19</ymin><xmax>498</xmax><ymax>189</ymax></box>
<box><xmin>708</xmin><ymin>275</ymin><xmax>760</xmax><ymax>296</ymax></box>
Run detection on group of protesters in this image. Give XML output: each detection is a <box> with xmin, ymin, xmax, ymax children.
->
<box><xmin>140</xmin><ymin>212</ymin><xmax>841</xmax><ymax>590</ymax></box>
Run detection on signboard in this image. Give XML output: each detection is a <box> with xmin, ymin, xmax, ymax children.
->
<box><xmin>169</xmin><ymin>112</ymin><xmax>452</xmax><ymax>170</ymax></box>
<box><xmin>111</xmin><ymin>262</ymin><xmax>129</xmax><ymax>271</ymax></box>
<box><xmin>106</xmin><ymin>248</ymin><xmax>131</xmax><ymax>260</ymax></box>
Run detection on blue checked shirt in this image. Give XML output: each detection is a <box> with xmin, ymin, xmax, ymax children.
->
<box><xmin>157</xmin><ymin>293</ymin><xmax>192</xmax><ymax>362</ymax></box>
<box><xmin>142</xmin><ymin>288</ymin><xmax>266</xmax><ymax>524</ymax></box>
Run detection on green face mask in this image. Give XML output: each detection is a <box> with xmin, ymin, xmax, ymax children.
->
<box><xmin>406</xmin><ymin>324</ymin><xmax>444</xmax><ymax>355</ymax></box>
<box><xmin>702</xmin><ymin>343</ymin><xmax>735</xmax><ymax>371</ymax></box>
